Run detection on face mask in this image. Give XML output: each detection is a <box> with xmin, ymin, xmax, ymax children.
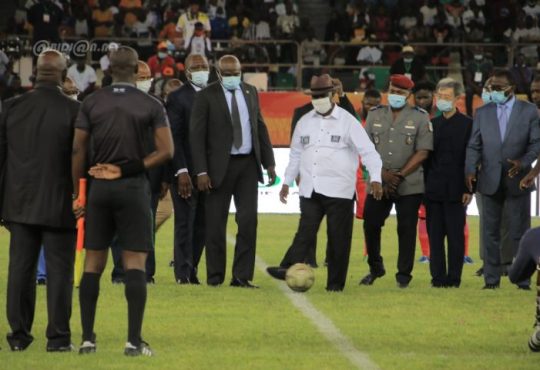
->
<box><xmin>69</xmin><ymin>94</ymin><xmax>78</xmax><ymax>100</ymax></box>
<box><xmin>436</xmin><ymin>99</ymin><xmax>454</xmax><ymax>112</ymax></box>
<box><xmin>403</xmin><ymin>57</ymin><xmax>413</xmax><ymax>63</ymax></box>
<box><xmin>136</xmin><ymin>79</ymin><xmax>152</xmax><ymax>93</ymax></box>
<box><xmin>311</xmin><ymin>96</ymin><xmax>333</xmax><ymax>114</ymax></box>
<box><xmin>481</xmin><ymin>90</ymin><xmax>491</xmax><ymax>104</ymax></box>
<box><xmin>190</xmin><ymin>70</ymin><xmax>209</xmax><ymax>87</ymax></box>
<box><xmin>221</xmin><ymin>75</ymin><xmax>241</xmax><ymax>90</ymax></box>
<box><xmin>491</xmin><ymin>90</ymin><xmax>508</xmax><ymax>105</ymax></box>
<box><xmin>474</xmin><ymin>54</ymin><xmax>483</xmax><ymax>61</ymax></box>
<box><xmin>388</xmin><ymin>94</ymin><xmax>407</xmax><ymax>109</ymax></box>
<box><xmin>158</xmin><ymin>52</ymin><xmax>168</xmax><ymax>59</ymax></box>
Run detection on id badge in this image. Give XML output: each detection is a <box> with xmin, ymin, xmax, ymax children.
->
<box><xmin>474</xmin><ymin>72</ymin><xmax>482</xmax><ymax>83</ymax></box>
<box><xmin>43</xmin><ymin>13</ymin><xmax>50</xmax><ymax>23</ymax></box>
<box><xmin>404</xmin><ymin>73</ymin><xmax>412</xmax><ymax>80</ymax></box>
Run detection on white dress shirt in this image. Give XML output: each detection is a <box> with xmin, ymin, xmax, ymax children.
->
<box><xmin>284</xmin><ymin>105</ymin><xmax>382</xmax><ymax>200</ymax></box>
<box><xmin>221</xmin><ymin>85</ymin><xmax>253</xmax><ymax>155</ymax></box>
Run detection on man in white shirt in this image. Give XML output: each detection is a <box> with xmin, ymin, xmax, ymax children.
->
<box><xmin>266</xmin><ymin>74</ymin><xmax>383</xmax><ymax>292</ymax></box>
<box><xmin>67</xmin><ymin>58</ymin><xmax>97</xmax><ymax>99</ymax></box>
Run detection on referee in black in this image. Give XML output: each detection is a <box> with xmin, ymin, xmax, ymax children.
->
<box><xmin>72</xmin><ymin>46</ymin><xmax>173</xmax><ymax>356</ymax></box>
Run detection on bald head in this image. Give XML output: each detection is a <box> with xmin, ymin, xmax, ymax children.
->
<box><xmin>110</xmin><ymin>46</ymin><xmax>139</xmax><ymax>83</ymax></box>
<box><xmin>36</xmin><ymin>49</ymin><xmax>67</xmax><ymax>84</ymax></box>
<box><xmin>185</xmin><ymin>54</ymin><xmax>209</xmax><ymax>71</ymax></box>
<box><xmin>217</xmin><ymin>55</ymin><xmax>241</xmax><ymax>76</ymax></box>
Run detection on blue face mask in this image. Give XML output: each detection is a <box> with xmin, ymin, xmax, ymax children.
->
<box><xmin>491</xmin><ymin>90</ymin><xmax>508</xmax><ymax>105</ymax></box>
<box><xmin>481</xmin><ymin>90</ymin><xmax>491</xmax><ymax>104</ymax></box>
<box><xmin>221</xmin><ymin>75</ymin><xmax>241</xmax><ymax>90</ymax></box>
<box><xmin>388</xmin><ymin>94</ymin><xmax>407</xmax><ymax>109</ymax></box>
<box><xmin>436</xmin><ymin>99</ymin><xmax>454</xmax><ymax>112</ymax></box>
<box><xmin>190</xmin><ymin>70</ymin><xmax>209</xmax><ymax>87</ymax></box>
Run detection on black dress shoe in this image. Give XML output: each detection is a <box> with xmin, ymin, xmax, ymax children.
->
<box><xmin>482</xmin><ymin>283</ymin><xmax>500</xmax><ymax>290</ymax></box>
<box><xmin>176</xmin><ymin>277</ymin><xmax>190</xmax><ymax>285</ymax></box>
<box><xmin>517</xmin><ymin>285</ymin><xmax>531</xmax><ymax>291</ymax></box>
<box><xmin>111</xmin><ymin>278</ymin><xmax>124</xmax><ymax>284</ymax></box>
<box><xmin>475</xmin><ymin>267</ymin><xmax>483</xmax><ymax>277</ymax></box>
<box><xmin>397</xmin><ymin>282</ymin><xmax>409</xmax><ymax>289</ymax></box>
<box><xmin>146</xmin><ymin>277</ymin><xmax>155</xmax><ymax>284</ymax></box>
<box><xmin>326</xmin><ymin>285</ymin><xmax>343</xmax><ymax>292</ymax></box>
<box><xmin>359</xmin><ymin>272</ymin><xmax>385</xmax><ymax>285</ymax></box>
<box><xmin>266</xmin><ymin>266</ymin><xmax>287</xmax><ymax>280</ymax></box>
<box><xmin>230</xmin><ymin>278</ymin><xmax>259</xmax><ymax>288</ymax></box>
<box><xmin>47</xmin><ymin>343</ymin><xmax>75</xmax><ymax>352</ymax></box>
<box><xmin>190</xmin><ymin>276</ymin><xmax>201</xmax><ymax>285</ymax></box>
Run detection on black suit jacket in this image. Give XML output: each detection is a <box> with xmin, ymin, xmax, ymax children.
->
<box><xmin>166</xmin><ymin>83</ymin><xmax>197</xmax><ymax>176</ymax></box>
<box><xmin>0</xmin><ymin>83</ymin><xmax>79</xmax><ymax>228</ymax></box>
<box><xmin>190</xmin><ymin>82</ymin><xmax>275</xmax><ymax>188</ymax></box>
<box><xmin>290</xmin><ymin>95</ymin><xmax>357</xmax><ymax>138</ymax></box>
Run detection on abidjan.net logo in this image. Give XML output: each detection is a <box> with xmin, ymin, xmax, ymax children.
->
<box><xmin>33</xmin><ymin>40</ymin><xmax>112</xmax><ymax>58</ymax></box>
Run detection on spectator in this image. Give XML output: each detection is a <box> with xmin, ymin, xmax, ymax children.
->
<box><xmin>419</xmin><ymin>0</ymin><xmax>438</xmax><ymax>26</ymax></box>
<box><xmin>73</xmin><ymin>9</ymin><xmax>90</xmax><ymax>37</ymax></box>
<box><xmin>160</xmin><ymin>12</ymin><xmax>183</xmax><ymax>46</ymax></box>
<box><xmin>132</xmin><ymin>10</ymin><xmax>155</xmax><ymax>60</ymax></box>
<box><xmin>324</xmin><ymin>9</ymin><xmax>353</xmax><ymax>42</ymax></box>
<box><xmin>99</xmin><ymin>42</ymin><xmax>118</xmax><ymax>87</ymax></box>
<box><xmin>523</xmin><ymin>0</ymin><xmax>540</xmax><ymax>18</ymax></box>
<box><xmin>407</xmin><ymin>14</ymin><xmax>432</xmax><ymax>61</ymax></box>
<box><xmin>67</xmin><ymin>57</ymin><xmax>97</xmax><ymax>99</ymax></box>
<box><xmin>461</xmin><ymin>1</ymin><xmax>485</xmax><ymax>34</ymax></box>
<box><xmin>511</xmin><ymin>15</ymin><xmax>540</xmax><ymax>64</ymax></box>
<box><xmin>177</xmin><ymin>0</ymin><xmax>211</xmax><ymax>46</ymax></box>
<box><xmin>276</xmin><ymin>1</ymin><xmax>299</xmax><ymax>38</ymax></box>
<box><xmin>147</xmin><ymin>41</ymin><xmax>177</xmax><ymax>78</ymax></box>
<box><xmin>187</xmin><ymin>22</ymin><xmax>212</xmax><ymax>58</ymax></box>
<box><xmin>27</xmin><ymin>0</ymin><xmax>64</xmax><ymax>43</ymax></box>
<box><xmin>370</xmin><ymin>6</ymin><xmax>392</xmax><ymax>41</ymax></box>
<box><xmin>228</xmin><ymin>5</ymin><xmax>250</xmax><ymax>38</ymax></box>
<box><xmin>93</xmin><ymin>0</ymin><xmax>114</xmax><ymax>38</ymax></box>
<box><xmin>390</xmin><ymin>45</ymin><xmax>426</xmax><ymax>84</ymax></box>
<box><xmin>463</xmin><ymin>47</ymin><xmax>493</xmax><ymax>116</ymax></box>
<box><xmin>413</xmin><ymin>80</ymin><xmax>437</xmax><ymax>116</ymax></box>
<box><xmin>510</xmin><ymin>54</ymin><xmax>534</xmax><ymax>95</ymax></box>
<box><xmin>210</xmin><ymin>6</ymin><xmax>230</xmax><ymax>39</ymax></box>
<box><xmin>243</xmin><ymin>12</ymin><xmax>271</xmax><ymax>40</ymax></box>
<box><xmin>356</xmin><ymin>40</ymin><xmax>382</xmax><ymax>65</ymax></box>
<box><xmin>275</xmin><ymin>0</ymin><xmax>298</xmax><ymax>16</ymax></box>
<box><xmin>398</xmin><ymin>9</ymin><xmax>418</xmax><ymax>35</ymax></box>
<box><xmin>207</xmin><ymin>0</ymin><xmax>224</xmax><ymax>19</ymax></box>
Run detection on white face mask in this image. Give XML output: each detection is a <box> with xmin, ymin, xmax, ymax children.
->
<box><xmin>69</xmin><ymin>94</ymin><xmax>78</xmax><ymax>100</ymax></box>
<box><xmin>136</xmin><ymin>79</ymin><xmax>152</xmax><ymax>93</ymax></box>
<box><xmin>312</xmin><ymin>96</ymin><xmax>333</xmax><ymax>114</ymax></box>
<box><xmin>190</xmin><ymin>70</ymin><xmax>209</xmax><ymax>87</ymax></box>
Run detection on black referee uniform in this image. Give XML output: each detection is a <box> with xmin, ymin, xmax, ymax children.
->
<box><xmin>75</xmin><ymin>82</ymin><xmax>170</xmax><ymax>350</ymax></box>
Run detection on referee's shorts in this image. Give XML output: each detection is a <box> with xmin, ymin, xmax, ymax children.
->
<box><xmin>84</xmin><ymin>175</ymin><xmax>153</xmax><ymax>252</ymax></box>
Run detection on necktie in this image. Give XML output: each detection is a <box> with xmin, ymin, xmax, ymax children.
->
<box><xmin>498</xmin><ymin>104</ymin><xmax>508</xmax><ymax>141</ymax></box>
<box><xmin>230</xmin><ymin>89</ymin><xmax>243</xmax><ymax>149</ymax></box>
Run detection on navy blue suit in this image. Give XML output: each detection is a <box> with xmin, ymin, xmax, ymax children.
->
<box><xmin>166</xmin><ymin>83</ymin><xmax>205</xmax><ymax>282</ymax></box>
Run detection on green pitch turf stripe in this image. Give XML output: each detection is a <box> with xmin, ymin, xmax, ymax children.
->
<box><xmin>253</xmin><ymin>254</ymin><xmax>380</xmax><ymax>370</ymax></box>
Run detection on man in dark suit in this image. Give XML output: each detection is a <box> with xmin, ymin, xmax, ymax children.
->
<box><xmin>190</xmin><ymin>54</ymin><xmax>276</xmax><ymax>288</ymax></box>
<box><xmin>166</xmin><ymin>54</ymin><xmax>210</xmax><ymax>284</ymax></box>
<box><xmin>0</xmin><ymin>50</ymin><xmax>78</xmax><ymax>351</ymax></box>
<box><xmin>465</xmin><ymin>69</ymin><xmax>540</xmax><ymax>289</ymax></box>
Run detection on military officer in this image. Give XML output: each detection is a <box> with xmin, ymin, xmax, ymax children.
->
<box><xmin>361</xmin><ymin>74</ymin><xmax>433</xmax><ymax>288</ymax></box>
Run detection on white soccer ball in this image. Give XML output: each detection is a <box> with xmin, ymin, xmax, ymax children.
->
<box><xmin>285</xmin><ymin>263</ymin><xmax>315</xmax><ymax>292</ymax></box>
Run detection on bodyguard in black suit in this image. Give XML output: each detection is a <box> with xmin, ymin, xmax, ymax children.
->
<box><xmin>166</xmin><ymin>54</ymin><xmax>210</xmax><ymax>284</ymax></box>
<box><xmin>424</xmin><ymin>78</ymin><xmax>472</xmax><ymax>288</ymax></box>
<box><xmin>0</xmin><ymin>50</ymin><xmax>78</xmax><ymax>351</ymax></box>
<box><xmin>190</xmin><ymin>55</ymin><xmax>276</xmax><ymax>288</ymax></box>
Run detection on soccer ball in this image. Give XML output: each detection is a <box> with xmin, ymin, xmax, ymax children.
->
<box><xmin>285</xmin><ymin>263</ymin><xmax>315</xmax><ymax>292</ymax></box>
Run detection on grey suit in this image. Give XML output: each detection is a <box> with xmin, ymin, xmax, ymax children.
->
<box><xmin>190</xmin><ymin>81</ymin><xmax>275</xmax><ymax>284</ymax></box>
<box><xmin>465</xmin><ymin>98</ymin><xmax>540</xmax><ymax>285</ymax></box>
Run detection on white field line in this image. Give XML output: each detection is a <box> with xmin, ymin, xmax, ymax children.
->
<box><xmin>226</xmin><ymin>236</ymin><xmax>380</xmax><ymax>370</ymax></box>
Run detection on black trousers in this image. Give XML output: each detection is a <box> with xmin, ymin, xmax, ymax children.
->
<box><xmin>171</xmin><ymin>179</ymin><xmax>206</xmax><ymax>280</ymax></box>
<box><xmin>205</xmin><ymin>155</ymin><xmax>259</xmax><ymax>285</ymax></box>
<box><xmin>6</xmin><ymin>223</ymin><xmax>76</xmax><ymax>349</ymax></box>
<box><xmin>363</xmin><ymin>194</ymin><xmax>423</xmax><ymax>284</ymax></box>
<box><xmin>111</xmin><ymin>193</ymin><xmax>158</xmax><ymax>281</ymax></box>
<box><xmin>425</xmin><ymin>200</ymin><xmax>466</xmax><ymax>286</ymax></box>
<box><xmin>279</xmin><ymin>192</ymin><xmax>354</xmax><ymax>290</ymax></box>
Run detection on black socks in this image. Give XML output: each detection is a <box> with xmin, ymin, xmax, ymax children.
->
<box><xmin>79</xmin><ymin>272</ymin><xmax>101</xmax><ymax>342</ymax></box>
<box><xmin>124</xmin><ymin>269</ymin><xmax>147</xmax><ymax>346</ymax></box>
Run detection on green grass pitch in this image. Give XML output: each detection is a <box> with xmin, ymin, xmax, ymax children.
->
<box><xmin>1</xmin><ymin>215</ymin><xmax>539</xmax><ymax>369</ymax></box>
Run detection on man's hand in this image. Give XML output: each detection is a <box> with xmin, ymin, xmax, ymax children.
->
<box><xmin>370</xmin><ymin>182</ymin><xmax>383</xmax><ymax>200</ymax></box>
<box><xmin>279</xmin><ymin>184</ymin><xmax>289</xmax><ymax>204</ymax></box>
<box><xmin>462</xmin><ymin>193</ymin><xmax>472</xmax><ymax>206</ymax></box>
<box><xmin>382</xmin><ymin>169</ymin><xmax>403</xmax><ymax>190</ymax></box>
<box><xmin>160</xmin><ymin>182</ymin><xmax>169</xmax><ymax>199</ymax></box>
<box><xmin>520</xmin><ymin>168</ymin><xmax>539</xmax><ymax>190</ymax></box>
<box><xmin>72</xmin><ymin>199</ymin><xmax>85</xmax><ymax>219</ymax></box>
<box><xmin>507</xmin><ymin>159</ymin><xmax>521</xmax><ymax>178</ymax></box>
<box><xmin>177</xmin><ymin>173</ymin><xmax>192</xmax><ymax>199</ymax></box>
<box><xmin>197</xmin><ymin>174</ymin><xmax>212</xmax><ymax>192</ymax></box>
<box><xmin>88</xmin><ymin>163</ymin><xmax>121</xmax><ymax>180</ymax></box>
<box><xmin>465</xmin><ymin>173</ymin><xmax>476</xmax><ymax>193</ymax></box>
<box><xmin>267</xmin><ymin>166</ymin><xmax>277</xmax><ymax>186</ymax></box>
